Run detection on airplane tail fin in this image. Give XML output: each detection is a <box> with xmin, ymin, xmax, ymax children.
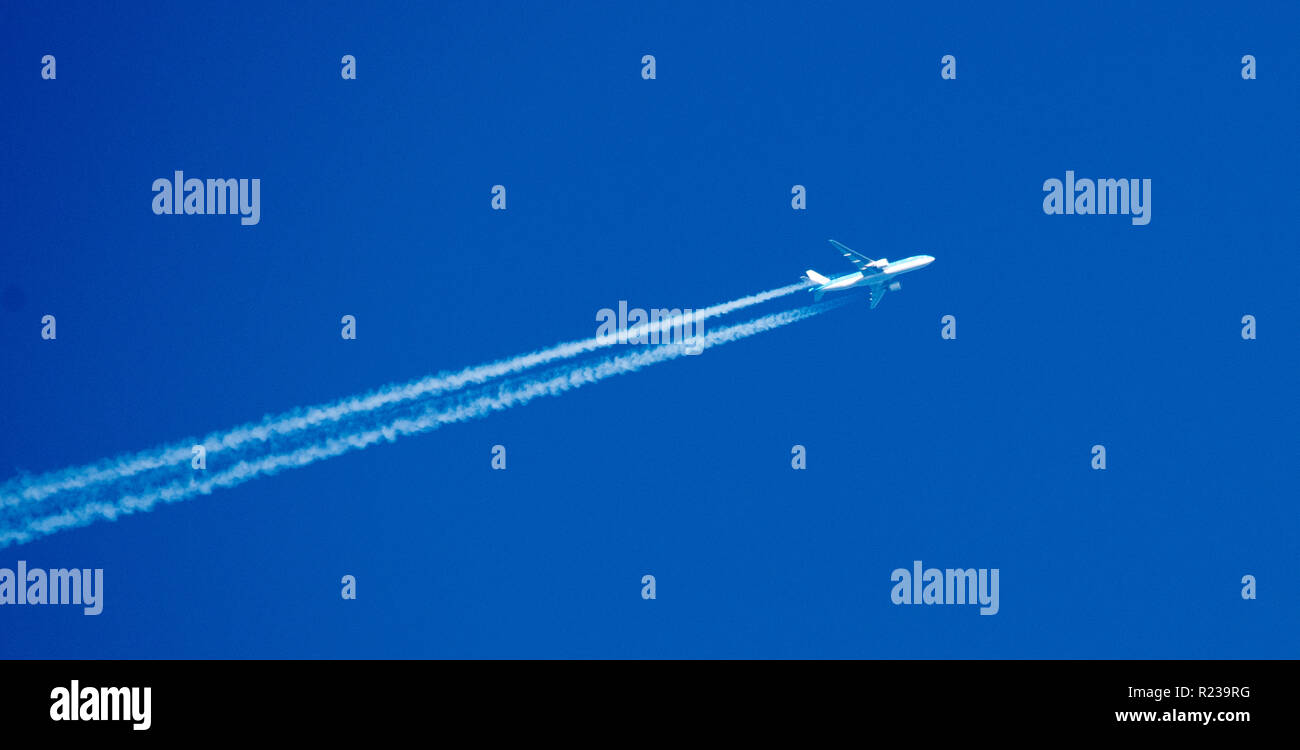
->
<box><xmin>804</xmin><ymin>269</ymin><xmax>828</xmax><ymax>300</ymax></box>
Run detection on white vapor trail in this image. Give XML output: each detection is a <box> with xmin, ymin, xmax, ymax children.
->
<box><xmin>0</xmin><ymin>281</ymin><xmax>808</xmax><ymax>509</ymax></box>
<box><xmin>0</xmin><ymin>298</ymin><xmax>845</xmax><ymax>547</ymax></box>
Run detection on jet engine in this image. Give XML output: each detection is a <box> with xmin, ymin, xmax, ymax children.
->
<box><xmin>889</xmin><ymin>281</ymin><xmax>901</xmax><ymax>291</ymax></box>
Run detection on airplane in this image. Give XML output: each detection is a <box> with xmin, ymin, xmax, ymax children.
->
<box><xmin>802</xmin><ymin>240</ymin><xmax>935</xmax><ymax>308</ymax></box>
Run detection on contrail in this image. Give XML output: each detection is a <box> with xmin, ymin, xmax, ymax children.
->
<box><xmin>0</xmin><ymin>298</ymin><xmax>846</xmax><ymax>547</ymax></box>
<box><xmin>1</xmin><ymin>281</ymin><xmax>808</xmax><ymax>509</ymax></box>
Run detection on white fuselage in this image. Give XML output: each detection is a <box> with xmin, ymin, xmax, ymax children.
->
<box><xmin>820</xmin><ymin>254</ymin><xmax>935</xmax><ymax>291</ymax></box>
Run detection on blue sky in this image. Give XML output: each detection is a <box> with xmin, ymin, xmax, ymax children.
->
<box><xmin>0</xmin><ymin>1</ymin><xmax>1296</xmax><ymax>657</ymax></box>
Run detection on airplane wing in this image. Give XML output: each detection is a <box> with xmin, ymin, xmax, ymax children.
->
<box><xmin>866</xmin><ymin>284</ymin><xmax>887</xmax><ymax>309</ymax></box>
<box><xmin>829</xmin><ymin>239</ymin><xmax>880</xmax><ymax>273</ymax></box>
